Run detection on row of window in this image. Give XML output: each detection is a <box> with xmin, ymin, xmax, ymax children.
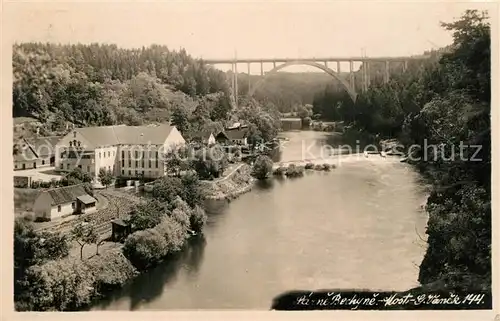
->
<box><xmin>122</xmin><ymin>159</ymin><xmax>159</xmax><ymax>169</ymax></box>
<box><xmin>121</xmin><ymin>169</ymin><xmax>160</xmax><ymax>177</ymax></box>
<box><xmin>98</xmin><ymin>150</ymin><xmax>116</xmax><ymax>159</ymax></box>
<box><xmin>14</xmin><ymin>159</ymin><xmax>46</xmax><ymax>169</ymax></box>
<box><xmin>121</xmin><ymin>150</ymin><xmax>160</xmax><ymax>160</ymax></box>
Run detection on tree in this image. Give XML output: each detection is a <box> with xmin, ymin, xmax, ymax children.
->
<box><xmin>98</xmin><ymin>168</ymin><xmax>113</xmax><ymax>188</ymax></box>
<box><xmin>65</xmin><ymin>168</ymin><xmax>92</xmax><ymax>184</ymax></box>
<box><xmin>127</xmin><ymin>200</ymin><xmax>168</xmax><ymax>232</ymax></box>
<box><xmin>252</xmin><ymin>155</ymin><xmax>273</xmax><ymax>180</ymax></box>
<box><xmin>164</xmin><ymin>144</ymin><xmax>190</xmax><ymax>177</ymax></box>
<box><xmin>71</xmin><ymin>221</ymin><xmax>98</xmax><ymax>260</ymax></box>
<box><xmin>191</xmin><ymin>145</ymin><xmax>228</xmax><ymax>180</ymax></box>
<box><xmin>190</xmin><ymin>205</ymin><xmax>207</xmax><ymax>234</ymax></box>
<box><xmin>180</xmin><ymin>171</ymin><xmax>204</xmax><ymax>207</ymax></box>
<box><xmin>297</xmin><ymin>105</ymin><xmax>311</xmax><ymax>119</ymax></box>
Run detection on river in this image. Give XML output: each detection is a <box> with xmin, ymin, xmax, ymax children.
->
<box><xmin>91</xmin><ymin>130</ymin><xmax>429</xmax><ymax>310</ymax></box>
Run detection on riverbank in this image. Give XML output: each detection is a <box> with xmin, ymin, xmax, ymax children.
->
<box><xmin>201</xmin><ymin>163</ymin><xmax>255</xmax><ymax>201</ymax></box>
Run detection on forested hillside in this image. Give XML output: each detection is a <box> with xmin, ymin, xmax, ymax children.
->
<box><xmin>314</xmin><ymin>10</ymin><xmax>491</xmax><ymax>291</ymax></box>
<box><xmin>12</xmin><ymin>43</ymin><xmax>280</xmax><ymax>142</ymax></box>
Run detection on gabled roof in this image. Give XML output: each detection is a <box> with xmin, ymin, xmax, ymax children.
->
<box><xmin>13</xmin><ymin>141</ymin><xmax>38</xmax><ymax>162</ymax></box>
<box><xmin>77</xmin><ymin>194</ymin><xmax>97</xmax><ymax>205</ymax></box>
<box><xmin>225</xmin><ymin>128</ymin><xmax>249</xmax><ymax>140</ymax></box>
<box><xmin>192</xmin><ymin>130</ymin><xmax>214</xmax><ymax>140</ymax></box>
<box><xmin>25</xmin><ymin>136</ymin><xmax>62</xmax><ymax>157</ymax></box>
<box><xmin>42</xmin><ymin>184</ymin><xmax>89</xmax><ymax>206</ymax></box>
<box><xmin>215</xmin><ymin>131</ymin><xmax>230</xmax><ymax>140</ymax></box>
<box><xmin>13</xmin><ymin>117</ymin><xmax>39</xmax><ymax>125</ymax></box>
<box><xmin>66</xmin><ymin>124</ymin><xmax>175</xmax><ymax>148</ymax></box>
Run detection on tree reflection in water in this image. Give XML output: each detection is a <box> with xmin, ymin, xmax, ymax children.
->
<box><xmin>93</xmin><ymin>236</ymin><xmax>207</xmax><ymax>311</ymax></box>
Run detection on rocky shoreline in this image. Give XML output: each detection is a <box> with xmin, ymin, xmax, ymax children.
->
<box><xmin>201</xmin><ymin>164</ymin><xmax>255</xmax><ymax>201</ymax></box>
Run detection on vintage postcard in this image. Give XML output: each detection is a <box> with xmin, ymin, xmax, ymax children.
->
<box><xmin>1</xmin><ymin>0</ymin><xmax>498</xmax><ymax>319</ymax></box>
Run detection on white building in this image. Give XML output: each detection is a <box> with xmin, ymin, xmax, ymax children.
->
<box><xmin>33</xmin><ymin>184</ymin><xmax>97</xmax><ymax>221</ymax></box>
<box><xmin>55</xmin><ymin>124</ymin><xmax>185</xmax><ymax>181</ymax></box>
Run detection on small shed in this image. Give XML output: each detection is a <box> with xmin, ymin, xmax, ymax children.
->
<box><xmin>76</xmin><ymin>194</ymin><xmax>97</xmax><ymax>214</ymax></box>
<box><xmin>111</xmin><ymin>217</ymin><xmax>132</xmax><ymax>242</ymax></box>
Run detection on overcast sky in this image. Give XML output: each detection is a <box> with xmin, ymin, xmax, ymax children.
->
<box><xmin>4</xmin><ymin>1</ymin><xmax>495</xmax><ymax>73</ymax></box>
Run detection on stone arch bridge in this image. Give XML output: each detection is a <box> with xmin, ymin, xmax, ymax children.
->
<box><xmin>204</xmin><ymin>56</ymin><xmax>427</xmax><ymax>106</ymax></box>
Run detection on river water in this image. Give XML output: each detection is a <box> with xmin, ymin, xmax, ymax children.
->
<box><xmin>91</xmin><ymin>130</ymin><xmax>429</xmax><ymax>310</ymax></box>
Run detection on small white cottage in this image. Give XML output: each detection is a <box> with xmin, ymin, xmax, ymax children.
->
<box><xmin>33</xmin><ymin>184</ymin><xmax>97</xmax><ymax>221</ymax></box>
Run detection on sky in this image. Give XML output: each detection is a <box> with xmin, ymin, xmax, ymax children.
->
<box><xmin>4</xmin><ymin>0</ymin><xmax>496</xmax><ymax>73</ymax></box>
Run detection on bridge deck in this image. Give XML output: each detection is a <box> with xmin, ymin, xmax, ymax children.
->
<box><xmin>203</xmin><ymin>56</ymin><xmax>430</xmax><ymax>64</ymax></box>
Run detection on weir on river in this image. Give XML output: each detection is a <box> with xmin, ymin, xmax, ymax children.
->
<box><xmin>91</xmin><ymin>130</ymin><xmax>429</xmax><ymax>311</ymax></box>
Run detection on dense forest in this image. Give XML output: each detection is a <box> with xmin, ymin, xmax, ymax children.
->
<box><xmin>314</xmin><ymin>10</ymin><xmax>491</xmax><ymax>291</ymax></box>
<box><xmin>12</xmin><ymin>43</ymin><xmax>280</xmax><ymax>142</ymax></box>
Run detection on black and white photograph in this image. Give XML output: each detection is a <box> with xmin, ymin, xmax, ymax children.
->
<box><xmin>2</xmin><ymin>0</ymin><xmax>497</xmax><ymax>315</ymax></box>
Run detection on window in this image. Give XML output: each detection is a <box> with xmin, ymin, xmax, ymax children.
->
<box><xmin>148</xmin><ymin>159</ymin><xmax>151</xmax><ymax>168</ymax></box>
<box><xmin>78</xmin><ymin>141</ymin><xmax>81</xmax><ymax>147</ymax></box>
<box><xmin>135</xmin><ymin>151</ymin><xmax>139</xmax><ymax>159</ymax></box>
<box><xmin>87</xmin><ymin>166</ymin><xmax>90</xmax><ymax>172</ymax></box>
<box><xmin>142</xmin><ymin>151</ymin><xmax>145</xmax><ymax>160</ymax></box>
<box><xmin>122</xmin><ymin>151</ymin><xmax>125</xmax><ymax>159</ymax></box>
<box><xmin>108</xmin><ymin>151</ymin><xmax>110</xmax><ymax>157</ymax></box>
<box><xmin>73</xmin><ymin>131</ymin><xmax>77</xmax><ymax>138</ymax></box>
<box><xmin>57</xmin><ymin>205</ymin><xmax>61</xmax><ymax>212</ymax></box>
<box><xmin>72</xmin><ymin>202</ymin><xmax>75</xmax><ymax>209</ymax></box>
<box><xmin>60</xmin><ymin>163</ymin><xmax>63</xmax><ymax>169</ymax></box>
<box><xmin>141</xmin><ymin>160</ymin><xmax>144</xmax><ymax>168</ymax></box>
<box><xmin>135</xmin><ymin>160</ymin><xmax>138</xmax><ymax>168</ymax></box>
<box><xmin>122</xmin><ymin>160</ymin><xmax>125</xmax><ymax>167</ymax></box>
<box><xmin>69</xmin><ymin>141</ymin><xmax>73</xmax><ymax>147</ymax></box>
<box><xmin>15</xmin><ymin>164</ymin><xmax>18</xmax><ymax>169</ymax></box>
<box><xmin>67</xmin><ymin>164</ymin><xmax>70</xmax><ymax>169</ymax></box>
<box><xmin>128</xmin><ymin>160</ymin><xmax>131</xmax><ymax>167</ymax></box>
<box><xmin>108</xmin><ymin>166</ymin><xmax>111</xmax><ymax>172</ymax></box>
<box><xmin>42</xmin><ymin>160</ymin><xmax>45</xmax><ymax>165</ymax></box>
<box><xmin>142</xmin><ymin>171</ymin><xmax>145</xmax><ymax>176</ymax></box>
<box><xmin>78</xmin><ymin>165</ymin><xmax>82</xmax><ymax>169</ymax></box>
<box><xmin>99</xmin><ymin>152</ymin><xmax>101</xmax><ymax>158</ymax></box>
<box><xmin>121</xmin><ymin>169</ymin><xmax>124</xmax><ymax>175</ymax></box>
<box><xmin>128</xmin><ymin>170</ymin><xmax>131</xmax><ymax>175</ymax></box>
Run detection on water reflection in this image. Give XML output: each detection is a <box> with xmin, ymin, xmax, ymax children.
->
<box><xmin>93</xmin><ymin>236</ymin><xmax>207</xmax><ymax>311</ymax></box>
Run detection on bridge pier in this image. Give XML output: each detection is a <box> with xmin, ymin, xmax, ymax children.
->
<box><xmin>366</xmin><ymin>61</ymin><xmax>371</xmax><ymax>88</ymax></box>
<box><xmin>384</xmin><ymin>61</ymin><xmax>390</xmax><ymax>84</ymax></box>
<box><xmin>337</xmin><ymin>61</ymin><xmax>341</xmax><ymax>74</ymax></box>
<box><xmin>247</xmin><ymin>62</ymin><xmax>251</xmax><ymax>94</ymax></box>
<box><xmin>349</xmin><ymin>60</ymin><xmax>354</xmax><ymax>89</ymax></box>
<box><xmin>260</xmin><ymin>61</ymin><xmax>264</xmax><ymax>77</ymax></box>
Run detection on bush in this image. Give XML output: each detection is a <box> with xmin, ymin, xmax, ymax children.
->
<box><xmin>15</xmin><ymin>250</ymin><xmax>137</xmax><ymax>311</ymax></box>
<box><xmin>314</xmin><ymin>164</ymin><xmax>324</xmax><ymax>171</ymax></box>
<box><xmin>155</xmin><ymin>216</ymin><xmax>189</xmax><ymax>253</ymax></box>
<box><xmin>190</xmin><ymin>205</ymin><xmax>208</xmax><ymax>234</ymax></box>
<box><xmin>305</xmin><ymin>162</ymin><xmax>315</xmax><ymax>169</ymax></box>
<box><xmin>17</xmin><ymin>258</ymin><xmax>96</xmax><ymax>311</ymax></box>
<box><xmin>273</xmin><ymin>166</ymin><xmax>287</xmax><ymax>176</ymax></box>
<box><xmin>252</xmin><ymin>155</ymin><xmax>273</xmax><ymax>180</ymax></box>
<box><xmin>322</xmin><ymin>163</ymin><xmax>332</xmax><ymax>171</ymax></box>
<box><xmin>171</xmin><ymin>207</ymin><xmax>191</xmax><ymax>228</ymax></box>
<box><xmin>285</xmin><ymin>164</ymin><xmax>304</xmax><ymax>177</ymax></box>
<box><xmin>122</xmin><ymin>229</ymin><xmax>168</xmax><ymax>270</ymax></box>
<box><xmin>127</xmin><ymin>200</ymin><xmax>168</xmax><ymax>232</ymax></box>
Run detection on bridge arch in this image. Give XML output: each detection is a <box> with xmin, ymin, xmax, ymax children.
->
<box><xmin>248</xmin><ymin>61</ymin><xmax>357</xmax><ymax>102</ymax></box>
